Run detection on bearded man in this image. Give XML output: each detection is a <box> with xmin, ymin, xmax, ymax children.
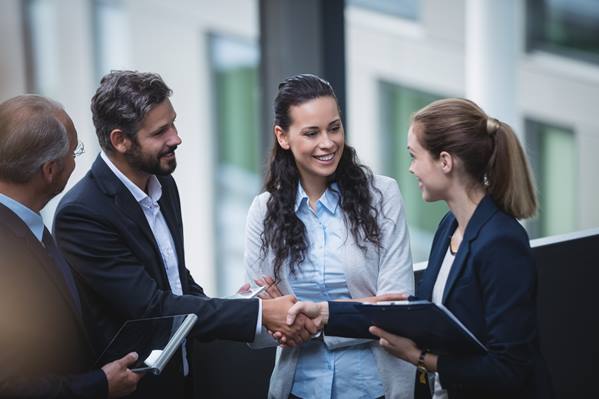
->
<box><xmin>53</xmin><ymin>71</ymin><xmax>315</xmax><ymax>398</ymax></box>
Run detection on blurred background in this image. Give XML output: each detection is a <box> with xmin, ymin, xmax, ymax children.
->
<box><xmin>1</xmin><ymin>0</ymin><xmax>598</xmax><ymax>296</ymax></box>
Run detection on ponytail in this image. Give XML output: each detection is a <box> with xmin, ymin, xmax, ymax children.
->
<box><xmin>486</xmin><ymin>120</ymin><xmax>537</xmax><ymax>219</ymax></box>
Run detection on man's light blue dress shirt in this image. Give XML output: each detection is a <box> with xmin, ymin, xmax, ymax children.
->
<box><xmin>289</xmin><ymin>183</ymin><xmax>385</xmax><ymax>399</ymax></box>
<box><xmin>0</xmin><ymin>193</ymin><xmax>44</xmax><ymax>240</ymax></box>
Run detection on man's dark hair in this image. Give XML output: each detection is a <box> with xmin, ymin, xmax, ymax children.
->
<box><xmin>91</xmin><ymin>70</ymin><xmax>172</xmax><ymax>153</ymax></box>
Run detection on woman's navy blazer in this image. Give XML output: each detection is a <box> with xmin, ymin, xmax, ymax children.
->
<box><xmin>417</xmin><ymin>195</ymin><xmax>541</xmax><ymax>398</ymax></box>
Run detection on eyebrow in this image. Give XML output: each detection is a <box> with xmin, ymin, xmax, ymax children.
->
<box><xmin>300</xmin><ymin>119</ymin><xmax>341</xmax><ymax>131</ymax></box>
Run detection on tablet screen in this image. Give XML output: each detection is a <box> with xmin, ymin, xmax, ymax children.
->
<box><xmin>96</xmin><ymin>314</ymin><xmax>189</xmax><ymax>370</ymax></box>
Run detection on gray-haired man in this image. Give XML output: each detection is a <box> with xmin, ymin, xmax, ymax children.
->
<box><xmin>0</xmin><ymin>94</ymin><xmax>141</xmax><ymax>398</ymax></box>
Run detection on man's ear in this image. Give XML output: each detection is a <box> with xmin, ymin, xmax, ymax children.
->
<box><xmin>40</xmin><ymin>159</ymin><xmax>61</xmax><ymax>184</ymax></box>
<box><xmin>274</xmin><ymin>126</ymin><xmax>290</xmax><ymax>150</ymax></box>
<box><xmin>109</xmin><ymin>129</ymin><xmax>131</xmax><ymax>154</ymax></box>
<box><xmin>439</xmin><ymin>151</ymin><xmax>454</xmax><ymax>174</ymax></box>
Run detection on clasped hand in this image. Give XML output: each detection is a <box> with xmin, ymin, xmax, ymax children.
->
<box><xmin>264</xmin><ymin>289</ymin><xmax>408</xmax><ymax>347</ymax></box>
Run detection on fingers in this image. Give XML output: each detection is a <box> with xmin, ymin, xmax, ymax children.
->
<box><xmin>369</xmin><ymin>326</ymin><xmax>403</xmax><ymax>349</ymax></box>
<box><xmin>302</xmin><ymin>316</ymin><xmax>319</xmax><ymax>335</ymax></box>
<box><xmin>254</xmin><ymin>278</ymin><xmax>271</xmax><ymax>299</ymax></box>
<box><xmin>376</xmin><ymin>292</ymin><xmax>409</xmax><ymax>302</ymax></box>
<box><xmin>255</xmin><ymin>276</ymin><xmax>283</xmax><ymax>299</ymax></box>
<box><xmin>118</xmin><ymin>352</ymin><xmax>139</xmax><ymax>368</ymax></box>
<box><xmin>369</xmin><ymin>326</ymin><xmax>392</xmax><ymax>340</ymax></box>
<box><xmin>264</xmin><ymin>276</ymin><xmax>283</xmax><ymax>297</ymax></box>
<box><xmin>103</xmin><ymin>352</ymin><xmax>143</xmax><ymax>398</ymax></box>
<box><xmin>237</xmin><ymin>282</ymin><xmax>251</xmax><ymax>293</ymax></box>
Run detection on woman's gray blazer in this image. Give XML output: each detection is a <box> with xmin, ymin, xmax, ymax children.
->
<box><xmin>245</xmin><ymin>175</ymin><xmax>416</xmax><ymax>399</ymax></box>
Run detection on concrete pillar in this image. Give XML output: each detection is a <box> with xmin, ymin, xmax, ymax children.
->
<box><xmin>465</xmin><ymin>0</ymin><xmax>521</xmax><ymax>129</ymax></box>
<box><xmin>259</xmin><ymin>0</ymin><xmax>346</xmax><ymax>150</ymax></box>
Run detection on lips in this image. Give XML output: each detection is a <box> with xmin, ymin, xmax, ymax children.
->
<box><xmin>160</xmin><ymin>146</ymin><xmax>177</xmax><ymax>159</ymax></box>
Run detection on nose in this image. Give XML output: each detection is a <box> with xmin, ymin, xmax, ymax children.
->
<box><xmin>319</xmin><ymin>132</ymin><xmax>335</xmax><ymax>149</ymax></box>
<box><xmin>408</xmin><ymin>162</ymin><xmax>415</xmax><ymax>175</ymax></box>
<box><xmin>168</xmin><ymin>126</ymin><xmax>182</xmax><ymax>146</ymax></box>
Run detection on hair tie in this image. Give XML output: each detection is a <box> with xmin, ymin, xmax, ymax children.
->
<box><xmin>486</xmin><ymin>117</ymin><xmax>500</xmax><ymax>136</ymax></box>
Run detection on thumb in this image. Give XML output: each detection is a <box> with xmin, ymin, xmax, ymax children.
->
<box><xmin>120</xmin><ymin>352</ymin><xmax>139</xmax><ymax>368</ymax></box>
<box><xmin>286</xmin><ymin>302</ymin><xmax>301</xmax><ymax>325</ymax></box>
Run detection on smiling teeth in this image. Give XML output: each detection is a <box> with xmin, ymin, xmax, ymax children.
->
<box><xmin>315</xmin><ymin>154</ymin><xmax>334</xmax><ymax>161</ymax></box>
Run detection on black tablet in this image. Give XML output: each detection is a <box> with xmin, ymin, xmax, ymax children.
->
<box><xmin>96</xmin><ymin>314</ymin><xmax>197</xmax><ymax>374</ymax></box>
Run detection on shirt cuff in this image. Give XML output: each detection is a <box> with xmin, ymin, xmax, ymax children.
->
<box><xmin>255</xmin><ymin>298</ymin><xmax>263</xmax><ymax>336</ymax></box>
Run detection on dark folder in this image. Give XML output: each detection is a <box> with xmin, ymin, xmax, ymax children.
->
<box><xmin>355</xmin><ymin>300</ymin><xmax>487</xmax><ymax>354</ymax></box>
<box><xmin>96</xmin><ymin>314</ymin><xmax>197</xmax><ymax>374</ymax></box>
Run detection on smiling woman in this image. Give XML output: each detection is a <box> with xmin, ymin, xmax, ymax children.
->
<box><xmin>273</xmin><ymin>96</ymin><xmax>345</xmax><ymax>203</ymax></box>
<box><xmin>244</xmin><ymin>74</ymin><xmax>416</xmax><ymax>399</ymax></box>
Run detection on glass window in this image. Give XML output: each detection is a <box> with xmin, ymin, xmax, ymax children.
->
<box><xmin>527</xmin><ymin>0</ymin><xmax>599</xmax><ymax>64</ymax></box>
<box><xmin>92</xmin><ymin>0</ymin><xmax>130</xmax><ymax>81</ymax></box>
<box><xmin>526</xmin><ymin>120</ymin><xmax>577</xmax><ymax>238</ymax></box>
<box><xmin>209</xmin><ymin>34</ymin><xmax>262</xmax><ymax>296</ymax></box>
<box><xmin>24</xmin><ymin>0</ymin><xmax>59</xmax><ymax>96</ymax></box>
<box><xmin>379</xmin><ymin>82</ymin><xmax>448</xmax><ymax>262</ymax></box>
<box><xmin>346</xmin><ymin>0</ymin><xmax>420</xmax><ymax>20</ymax></box>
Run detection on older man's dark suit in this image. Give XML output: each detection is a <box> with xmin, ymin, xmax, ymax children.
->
<box><xmin>53</xmin><ymin>155</ymin><xmax>258</xmax><ymax>398</ymax></box>
<box><xmin>0</xmin><ymin>203</ymin><xmax>106</xmax><ymax>399</ymax></box>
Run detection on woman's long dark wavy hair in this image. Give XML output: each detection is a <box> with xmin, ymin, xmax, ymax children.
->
<box><xmin>261</xmin><ymin>74</ymin><xmax>383</xmax><ymax>282</ymax></box>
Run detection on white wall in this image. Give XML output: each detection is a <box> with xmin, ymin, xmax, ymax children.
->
<box><xmin>0</xmin><ymin>0</ymin><xmax>259</xmax><ymax>295</ymax></box>
<box><xmin>345</xmin><ymin>0</ymin><xmax>599</xmax><ymax>232</ymax></box>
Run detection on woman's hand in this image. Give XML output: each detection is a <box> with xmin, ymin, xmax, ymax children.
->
<box><xmin>255</xmin><ymin>276</ymin><xmax>283</xmax><ymax>299</ymax></box>
<box><xmin>339</xmin><ymin>292</ymin><xmax>410</xmax><ymax>304</ymax></box>
<box><xmin>369</xmin><ymin>326</ymin><xmax>438</xmax><ymax>372</ymax></box>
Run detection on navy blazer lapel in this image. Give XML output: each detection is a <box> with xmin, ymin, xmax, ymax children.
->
<box><xmin>91</xmin><ymin>156</ymin><xmax>164</xmax><ymax>259</ymax></box>
<box><xmin>441</xmin><ymin>195</ymin><xmax>498</xmax><ymax>303</ymax></box>
<box><xmin>91</xmin><ymin>155</ymin><xmax>172</xmax><ymax>285</ymax></box>
<box><xmin>418</xmin><ymin>214</ymin><xmax>457</xmax><ymax>299</ymax></box>
<box><xmin>0</xmin><ymin>204</ymin><xmax>93</xmax><ymax>348</ymax></box>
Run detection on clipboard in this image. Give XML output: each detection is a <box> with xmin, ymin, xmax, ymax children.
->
<box><xmin>96</xmin><ymin>314</ymin><xmax>198</xmax><ymax>375</ymax></box>
<box><xmin>355</xmin><ymin>300</ymin><xmax>487</xmax><ymax>354</ymax></box>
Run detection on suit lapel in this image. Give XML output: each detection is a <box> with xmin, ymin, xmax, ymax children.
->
<box><xmin>418</xmin><ymin>215</ymin><xmax>456</xmax><ymax>299</ymax></box>
<box><xmin>0</xmin><ymin>204</ymin><xmax>93</xmax><ymax>350</ymax></box>
<box><xmin>91</xmin><ymin>156</ymin><xmax>170</xmax><ymax>284</ymax></box>
<box><xmin>92</xmin><ymin>156</ymin><xmax>163</xmax><ymax>253</ymax></box>
<box><xmin>441</xmin><ymin>195</ymin><xmax>498</xmax><ymax>303</ymax></box>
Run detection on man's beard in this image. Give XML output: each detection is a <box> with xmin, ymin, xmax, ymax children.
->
<box><xmin>124</xmin><ymin>139</ymin><xmax>177</xmax><ymax>176</ymax></box>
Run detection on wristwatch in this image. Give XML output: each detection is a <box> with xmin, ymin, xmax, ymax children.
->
<box><xmin>417</xmin><ymin>349</ymin><xmax>430</xmax><ymax>384</ymax></box>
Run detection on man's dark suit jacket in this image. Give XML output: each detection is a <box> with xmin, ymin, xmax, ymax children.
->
<box><xmin>326</xmin><ymin>196</ymin><xmax>552</xmax><ymax>399</ymax></box>
<box><xmin>53</xmin><ymin>155</ymin><xmax>259</xmax><ymax>398</ymax></box>
<box><xmin>0</xmin><ymin>203</ymin><xmax>106</xmax><ymax>399</ymax></box>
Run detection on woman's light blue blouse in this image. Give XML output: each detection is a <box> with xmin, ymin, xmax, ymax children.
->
<box><xmin>289</xmin><ymin>183</ymin><xmax>385</xmax><ymax>399</ymax></box>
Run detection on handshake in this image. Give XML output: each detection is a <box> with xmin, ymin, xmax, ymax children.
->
<box><xmin>255</xmin><ymin>277</ymin><xmax>407</xmax><ymax>347</ymax></box>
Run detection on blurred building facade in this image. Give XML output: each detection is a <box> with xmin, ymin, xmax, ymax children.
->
<box><xmin>1</xmin><ymin>0</ymin><xmax>598</xmax><ymax>295</ymax></box>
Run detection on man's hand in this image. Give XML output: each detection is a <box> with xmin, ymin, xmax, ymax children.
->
<box><xmin>101</xmin><ymin>352</ymin><xmax>143</xmax><ymax>398</ymax></box>
<box><xmin>262</xmin><ymin>295</ymin><xmax>318</xmax><ymax>346</ymax></box>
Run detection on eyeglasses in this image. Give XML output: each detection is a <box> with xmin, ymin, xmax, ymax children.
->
<box><xmin>73</xmin><ymin>141</ymin><xmax>85</xmax><ymax>158</ymax></box>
